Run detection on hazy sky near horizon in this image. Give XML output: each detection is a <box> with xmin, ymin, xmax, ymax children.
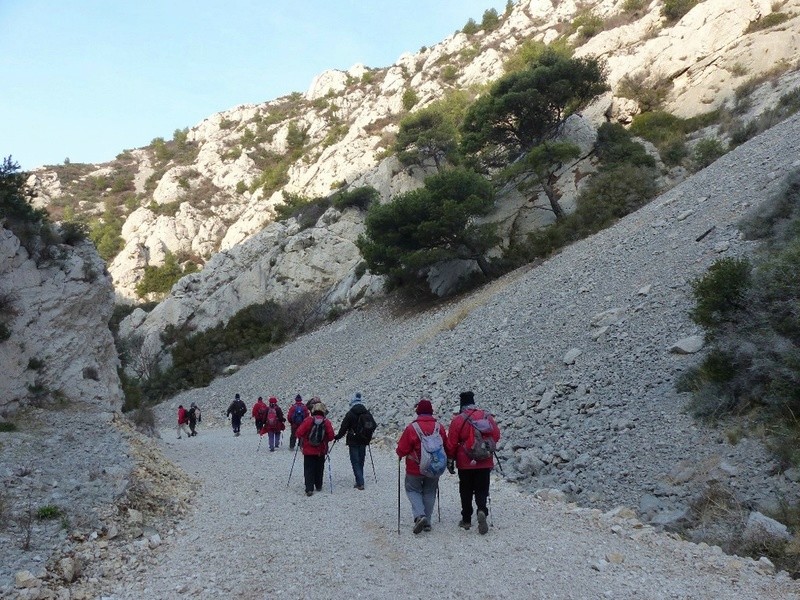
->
<box><xmin>2</xmin><ymin>0</ymin><xmax>508</xmax><ymax>170</ymax></box>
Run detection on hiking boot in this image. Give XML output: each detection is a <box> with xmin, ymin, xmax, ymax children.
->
<box><xmin>305</xmin><ymin>491</ymin><xmax>313</xmax><ymax>497</ymax></box>
<box><xmin>423</xmin><ymin>523</ymin><xmax>432</xmax><ymax>532</ymax></box>
<box><xmin>356</xmin><ymin>485</ymin><xmax>364</xmax><ymax>490</ymax></box>
<box><xmin>413</xmin><ymin>517</ymin><xmax>427</xmax><ymax>535</ymax></box>
<box><xmin>458</xmin><ymin>520</ymin><xmax>471</xmax><ymax>530</ymax></box>
<box><xmin>477</xmin><ymin>510</ymin><xmax>488</xmax><ymax>535</ymax></box>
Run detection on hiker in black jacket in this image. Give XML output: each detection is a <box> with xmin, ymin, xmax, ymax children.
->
<box><xmin>226</xmin><ymin>393</ymin><xmax>247</xmax><ymax>436</ymax></box>
<box><xmin>334</xmin><ymin>392</ymin><xmax>376</xmax><ymax>490</ymax></box>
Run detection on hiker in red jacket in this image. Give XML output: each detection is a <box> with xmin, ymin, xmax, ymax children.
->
<box><xmin>176</xmin><ymin>405</ymin><xmax>190</xmax><ymax>439</ymax></box>
<box><xmin>396</xmin><ymin>398</ymin><xmax>448</xmax><ymax>533</ymax></box>
<box><xmin>252</xmin><ymin>397</ymin><xmax>268</xmax><ymax>433</ymax></box>
<box><xmin>258</xmin><ymin>397</ymin><xmax>285</xmax><ymax>451</ymax></box>
<box><xmin>286</xmin><ymin>395</ymin><xmax>309</xmax><ymax>450</ymax></box>
<box><xmin>295</xmin><ymin>402</ymin><xmax>335</xmax><ymax>496</ymax></box>
<box><xmin>446</xmin><ymin>391</ymin><xmax>501</xmax><ymax>535</ymax></box>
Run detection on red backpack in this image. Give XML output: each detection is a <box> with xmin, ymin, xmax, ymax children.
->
<box><xmin>267</xmin><ymin>405</ymin><xmax>278</xmax><ymax>426</ymax></box>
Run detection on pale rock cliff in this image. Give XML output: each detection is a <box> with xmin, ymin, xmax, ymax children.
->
<box><xmin>0</xmin><ymin>227</ymin><xmax>122</xmax><ymax>417</ymax></box>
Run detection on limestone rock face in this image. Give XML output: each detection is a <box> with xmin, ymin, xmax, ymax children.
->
<box><xmin>0</xmin><ymin>227</ymin><xmax>122</xmax><ymax>417</ymax></box>
<box><xmin>25</xmin><ymin>0</ymin><xmax>800</xmax><ymax>354</ymax></box>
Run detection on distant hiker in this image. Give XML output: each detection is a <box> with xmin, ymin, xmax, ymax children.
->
<box><xmin>176</xmin><ymin>405</ymin><xmax>190</xmax><ymax>439</ymax></box>
<box><xmin>252</xmin><ymin>396</ymin><xmax>268</xmax><ymax>432</ymax></box>
<box><xmin>396</xmin><ymin>398</ymin><xmax>448</xmax><ymax>533</ymax></box>
<box><xmin>334</xmin><ymin>392</ymin><xmax>377</xmax><ymax>490</ymax></box>
<box><xmin>226</xmin><ymin>393</ymin><xmax>247</xmax><ymax>436</ymax></box>
<box><xmin>295</xmin><ymin>401</ymin><xmax>335</xmax><ymax>496</ymax></box>
<box><xmin>287</xmin><ymin>395</ymin><xmax>309</xmax><ymax>450</ymax></box>
<box><xmin>258</xmin><ymin>396</ymin><xmax>285</xmax><ymax>451</ymax></box>
<box><xmin>188</xmin><ymin>402</ymin><xmax>201</xmax><ymax>436</ymax></box>
<box><xmin>446</xmin><ymin>391</ymin><xmax>501</xmax><ymax>535</ymax></box>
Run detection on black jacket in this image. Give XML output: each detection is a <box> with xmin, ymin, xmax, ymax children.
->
<box><xmin>335</xmin><ymin>403</ymin><xmax>372</xmax><ymax>445</ymax></box>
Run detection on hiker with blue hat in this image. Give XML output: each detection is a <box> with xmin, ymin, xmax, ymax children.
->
<box><xmin>334</xmin><ymin>392</ymin><xmax>377</xmax><ymax>490</ymax></box>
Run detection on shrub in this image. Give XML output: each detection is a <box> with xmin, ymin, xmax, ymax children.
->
<box><xmin>662</xmin><ymin>0</ymin><xmax>700</xmax><ymax>22</ymax></box>
<box><xmin>36</xmin><ymin>505</ymin><xmax>61</xmax><ymax>520</ymax></box>
<box><xmin>622</xmin><ymin>0</ymin><xmax>647</xmax><ymax>11</ymax></box>
<box><xmin>135</xmin><ymin>252</ymin><xmax>194</xmax><ymax>298</ymax></box>
<box><xmin>617</xmin><ymin>73</ymin><xmax>672</xmax><ymax>112</ymax></box>
<box><xmin>0</xmin><ymin>323</ymin><xmax>10</xmax><ymax>342</ymax></box>
<box><xmin>1</xmin><ymin>157</ymin><xmax>50</xmax><ymax>256</ymax></box>
<box><xmin>690</xmin><ymin>257</ymin><xmax>752</xmax><ymax>328</ymax></box>
<box><xmin>572</xmin><ymin>10</ymin><xmax>605</xmax><ymax>39</ymax></box>
<box><xmin>0</xmin><ymin>422</ymin><xmax>17</xmax><ymax>432</ymax></box>
<box><xmin>462</xmin><ymin>18</ymin><xmax>480</xmax><ymax>35</ymax></box>
<box><xmin>401</xmin><ymin>89</ymin><xmax>419</xmax><ymax>111</ymax></box>
<box><xmin>481</xmin><ymin>8</ymin><xmax>501</xmax><ymax>32</ymax></box>
<box><xmin>440</xmin><ymin>64</ymin><xmax>458</xmax><ymax>83</ymax></box>
<box><xmin>27</xmin><ymin>357</ymin><xmax>44</xmax><ymax>371</ymax></box>
<box><xmin>745</xmin><ymin>12</ymin><xmax>791</xmax><ymax>33</ymax></box>
<box><xmin>692</xmin><ymin>138</ymin><xmax>727</xmax><ymax>170</ymax></box>
<box><xmin>59</xmin><ymin>221</ymin><xmax>88</xmax><ymax>246</ymax></box>
<box><xmin>331</xmin><ymin>186</ymin><xmax>379</xmax><ymax>211</ymax></box>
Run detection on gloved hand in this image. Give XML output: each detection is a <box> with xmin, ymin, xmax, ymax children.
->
<box><xmin>447</xmin><ymin>459</ymin><xmax>455</xmax><ymax>474</ymax></box>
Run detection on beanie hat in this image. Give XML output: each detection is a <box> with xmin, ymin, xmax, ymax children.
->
<box><xmin>295</xmin><ymin>394</ymin><xmax>302</xmax><ymax>401</ymax></box>
<box><xmin>235</xmin><ymin>393</ymin><xmax>240</xmax><ymax>399</ymax></box>
<box><xmin>415</xmin><ymin>399</ymin><xmax>433</xmax><ymax>415</ymax></box>
<box><xmin>350</xmin><ymin>392</ymin><xmax>363</xmax><ymax>407</ymax></box>
<box><xmin>269</xmin><ymin>396</ymin><xmax>278</xmax><ymax>404</ymax></box>
<box><xmin>257</xmin><ymin>397</ymin><xmax>263</xmax><ymax>402</ymax></box>
<box><xmin>459</xmin><ymin>391</ymin><xmax>475</xmax><ymax>408</ymax></box>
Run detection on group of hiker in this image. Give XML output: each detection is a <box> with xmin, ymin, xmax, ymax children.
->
<box><xmin>177</xmin><ymin>389</ymin><xmax>501</xmax><ymax>535</ymax></box>
<box><xmin>175</xmin><ymin>402</ymin><xmax>201</xmax><ymax>438</ymax></box>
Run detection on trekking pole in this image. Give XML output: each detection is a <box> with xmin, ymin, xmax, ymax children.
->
<box><xmin>286</xmin><ymin>443</ymin><xmax>300</xmax><ymax>488</ymax></box>
<box><xmin>436</xmin><ymin>483</ymin><xmax>441</xmax><ymax>523</ymax></box>
<box><xmin>492</xmin><ymin>451</ymin><xmax>505</xmax><ymax>476</ymax></box>
<box><xmin>488</xmin><ymin>494</ymin><xmax>494</xmax><ymax>528</ymax></box>
<box><xmin>397</xmin><ymin>457</ymin><xmax>401</xmax><ymax>535</ymax></box>
<box><xmin>326</xmin><ymin>451</ymin><xmax>334</xmax><ymax>494</ymax></box>
<box><xmin>257</xmin><ymin>433</ymin><xmax>263</xmax><ymax>452</ymax></box>
<box><xmin>367</xmin><ymin>444</ymin><xmax>378</xmax><ymax>483</ymax></box>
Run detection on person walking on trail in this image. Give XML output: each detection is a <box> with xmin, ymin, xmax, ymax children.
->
<box><xmin>226</xmin><ymin>393</ymin><xmax>247</xmax><ymax>436</ymax></box>
<box><xmin>334</xmin><ymin>392</ymin><xmax>376</xmax><ymax>490</ymax></box>
<box><xmin>287</xmin><ymin>395</ymin><xmax>309</xmax><ymax>450</ymax></box>
<box><xmin>446</xmin><ymin>391</ymin><xmax>501</xmax><ymax>535</ymax></box>
<box><xmin>396</xmin><ymin>398</ymin><xmax>448</xmax><ymax>533</ymax></box>
<box><xmin>176</xmin><ymin>405</ymin><xmax>190</xmax><ymax>439</ymax></box>
<box><xmin>306</xmin><ymin>395</ymin><xmax>323</xmax><ymax>415</ymax></box>
<box><xmin>258</xmin><ymin>396</ymin><xmax>286</xmax><ymax>451</ymax></box>
<box><xmin>295</xmin><ymin>402</ymin><xmax>335</xmax><ymax>496</ymax></box>
<box><xmin>252</xmin><ymin>397</ymin><xmax>268</xmax><ymax>433</ymax></box>
<box><xmin>187</xmin><ymin>402</ymin><xmax>201</xmax><ymax>437</ymax></box>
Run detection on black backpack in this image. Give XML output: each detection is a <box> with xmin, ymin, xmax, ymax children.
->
<box><xmin>308</xmin><ymin>417</ymin><xmax>326</xmax><ymax>446</ymax></box>
<box><xmin>354</xmin><ymin>410</ymin><xmax>377</xmax><ymax>443</ymax></box>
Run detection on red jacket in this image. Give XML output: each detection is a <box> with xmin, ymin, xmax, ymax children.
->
<box><xmin>396</xmin><ymin>415</ymin><xmax>447</xmax><ymax>476</ymax></box>
<box><xmin>446</xmin><ymin>407</ymin><xmax>501</xmax><ymax>470</ymax></box>
<box><xmin>177</xmin><ymin>406</ymin><xmax>188</xmax><ymax>425</ymax></box>
<box><xmin>295</xmin><ymin>415</ymin><xmax>335</xmax><ymax>456</ymax></box>
<box><xmin>286</xmin><ymin>401</ymin><xmax>309</xmax><ymax>430</ymax></box>
<box><xmin>252</xmin><ymin>400</ymin><xmax>268</xmax><ymax>420</ymax></box>
<box><xmin>258</xmin><ymin>401</ymin><xmax>285</xmax><ymax>434</ymax></box>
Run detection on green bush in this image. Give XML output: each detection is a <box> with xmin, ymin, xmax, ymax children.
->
<box><xmin>0</xmin><ymin>422</ymin><xmax>17</xmax><ymax>432</ymax></box>
<box><xmin>745</xmin><ymin>12</ymin><xmax>791</xmax><ymax>34</ymax></box>
<box><xmin>141</xmin><ymin>300</ymin><xmax>289</xmax><ymax>401</ymax></box>
<box><xmin>0</xmin><ymin>157</ymin><xmax>51</xmax><ymax>256</ymax></box>
<box><xmin>622</xmin><ymin>0</ymin><xmax>647</xmax><ymax>12</ymax></box>
<box><xmin>462</xmin><ymin>18</ymin><xmax>480</xmax><ymax>35</ymax></box>
<box><xmin>440</xmin><ymin>65</ymin><xmax>458</xmax><ymax>83</ymax></box>
<box><xmin>59</xmin><ymin>221</ymin><xmax>88</xmax><ymax>246</ymax></box>
<box><xmin>332</xmin><ymin>186</ymin><xmax>379</xmax><ymax>211</ymax></box>
<box><xmin>36</xmin><ymin>505</ymin><xmax>61</xmax><ymax>520</ymax></box>
<box><xmin>662</xmin><ymin>0</ymin><xmax>700</xmax><ymax>22</ymax></box>
<box><xmin>617</xmin><ymin>73</ymin><xmax>671</xmax><ymax>112</ymax></box>
<box><xmin>481</xmin><ymin>8</ymin><xmax>501</xmax><ymax>32</ymax></box>
<box><xmin>690</xmin><ymin>257</ymin><xmax>752</xmax><ymax>328</ymax></box>
<box><xmin>401</xmin><ymin>89</ymin><xmax>419</xmax><ymax>111</ymax></box>
<box><xmin>572</xmin><ymin>10</ymin><xmax>605</xmax><ymax>39</ymax></box>
<box><xmin>135</xmin><ymin>252</ymin><xmax>196</xmax><ymax>298</ymax></box>
<box><xmin>692</xmin><ymin>138</ymin><xmax>727</xmax><ymax>170</ymax></box>
<box><xmin>629</xmin><ymin>111</ymin><xmax>683</xmax><ymax>145</ymax></box>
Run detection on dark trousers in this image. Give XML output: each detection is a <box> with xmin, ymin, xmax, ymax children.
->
<box><xmin>231</xmin><ymin>415</ymin><xmax>242</xmax><ymax>433</ymax></box>
<box><xmin>303</xmin><ymin>455</ymin><xmax>326</xmax><ymax>492</ymax></box>
<box><xmin>349</xmin><ymin>444</ymin><xmax>366</xmax><ymax>487</ymax></box>
<box><xmin>458</xmin><ymin>468</ymin><xmax>491</xmax><ymax>522</ymax></box>
<box><xmin>289</xmin><ymin>426</ymin><xmax>300</xmax><ymax>449</ymax></box>
<box><xmin>255</xmin><ymin>419</ymin><xmax>265</xmax><ymax>432</ymax></box>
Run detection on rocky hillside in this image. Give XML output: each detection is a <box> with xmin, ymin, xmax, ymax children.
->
<box><xmin>26</xmin><ymin>1</ymin><xmax>800</xmax><ymax>332</ymax></box>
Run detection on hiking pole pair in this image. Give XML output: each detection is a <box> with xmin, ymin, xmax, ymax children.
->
<box><xmin>326</xmin><ymin>439</ymin><xmax>337</xmax><ymax>494</ymax></box>
<box><xmin>286</xmin><ymin>443</ymin><xmax>300</xmax><ymax>487</ymax></box>
<box><xmin>367</xmin><ymin>444</ymin><xmax>378</xmax><ymax>483</ymax></box>
<box><xmin>397</xmin><ymin>457</ymin><xmax>401</xmax><ymax>535</ymax></box>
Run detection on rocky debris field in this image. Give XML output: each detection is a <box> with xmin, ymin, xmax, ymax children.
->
<box><xmin>160</xmin><ymin>115</ymin><xmax>800</xmax><ymax>543</ymax></box>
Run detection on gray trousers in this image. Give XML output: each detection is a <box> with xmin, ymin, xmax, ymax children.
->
<box><xmin>404</xmin><ymin>474</ymin><xmax>439</xmax><ymax>522</ymax></box>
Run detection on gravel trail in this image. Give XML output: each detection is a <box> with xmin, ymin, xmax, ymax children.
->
<box><xmin>105</xmin><ymin>423</ymin><xmax>797</xmax><ymax>599</ymax></box>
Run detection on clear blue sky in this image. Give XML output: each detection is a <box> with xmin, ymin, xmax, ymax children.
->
<box><xmin>1</xmin><ymin>1</ymin><xmax>509</xmax><ymax>170</ymax></box>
